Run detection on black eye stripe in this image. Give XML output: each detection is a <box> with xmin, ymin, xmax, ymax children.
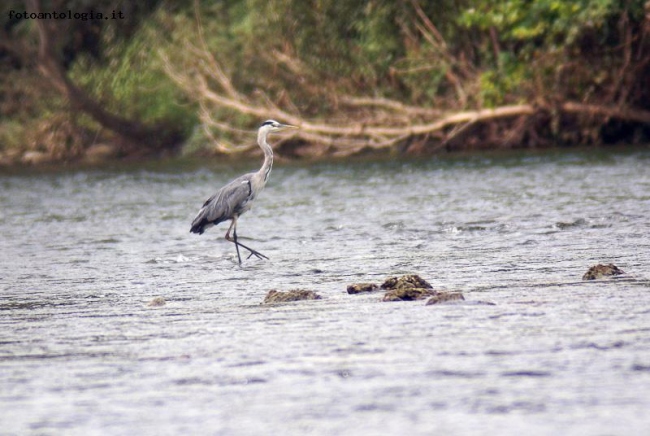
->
<box><xmin>262</xmin><ymin>119</ymin><xmax>280</xmax><ymax>127</ymax></box>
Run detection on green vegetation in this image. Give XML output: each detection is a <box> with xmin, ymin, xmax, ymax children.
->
<box><xmin>68</xmin><ymin>15</ymin><xmax>195</xmax><ymax>133</ymax></box>
<box><xmin>1</xmin><ymin>0</ymin><xmax>648</xmax><ymax>164</ymax></box>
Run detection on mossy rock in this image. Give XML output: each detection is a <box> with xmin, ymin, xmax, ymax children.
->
<box><xmin>426</xmin><ymin>292</ymin><xmax>465</xmax><ymax>305</ymax></box>
<box><xmin>347</xmin><ymin>283</ymin><xmax>380</xmax><ymax>294</ymax></box>
<box><xmin>382</xmin><ymin>287</ymin><xmax>436</xmax><ymax>302</ymax></box>
<box><xmin>263</xmin><ymin>289</ymin><xmax>322</xmax><ymax>304</ymax></box>
<box><xmin>381</xmin><ymin>274</ymin><xmax>432</xmax><ymax>291</ymax></box>
<box><xmin>582</xmin><ymin>264</ymin><xmax>625</xmax><ymax>280</ymax></box>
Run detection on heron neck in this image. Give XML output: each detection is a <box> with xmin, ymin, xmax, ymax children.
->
<box><xmin>257</xmin><ymin>132</ymin><xmax>274</xmax><ymax>183</ymax></box>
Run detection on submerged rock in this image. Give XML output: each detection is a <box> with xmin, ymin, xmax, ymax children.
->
<box><xmin>555</xmin><ymin>218</ymin><xmax>588</xmax><ymax>230</ymax></box>
<box><xmin>347</xmin><ymin>283</ymin><xmax>380</xmax><ymax>294</ymax></box>
<box><xmin>582</xmin><ymin>264</ymin><xmax>625</xmax><ymax>280</ymax></box>
<box><xmin>426</xmin><ymin>292</ymin><xmax>465</xmax><ymax>305</ymax></box>
<box><xmin>382</xmin><ymin>287</ymin><xmax>436</xmax><ymax>302</ymax></box>
<box><xmin>147</xmin><ymin>296</ymin><xmax>166</xmax><ymax>307</ymax></box>
<box><xmin>263</xmin><ymin>289</ymin><xmax>322</xmax><ymax>304</ymax></box>
<box><xmin>381</xmin><ymin>274</ymin><xmax>432</xmax><ymax>291</ymax></box>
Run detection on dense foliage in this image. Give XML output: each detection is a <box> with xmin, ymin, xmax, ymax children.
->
<box><xmin>1</xmin><ymin>0</ymin><xmax>648</xmax><ymax>162</ymax></box>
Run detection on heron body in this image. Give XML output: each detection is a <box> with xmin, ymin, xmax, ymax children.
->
<box><xmin>189</xmin><ymin>172</ymin><xmax>259</xmax><ymax>235</ymax></box>
<box><xmin>190</xmin><ymin>120</ymin><xmax>297</xmax><ymax>264</ymax></box>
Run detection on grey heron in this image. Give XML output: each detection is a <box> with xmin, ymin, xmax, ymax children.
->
<box><xmin>190</xmin><ymin>119</ymin><xmax>298</xmax><ymax>264</ymax></box>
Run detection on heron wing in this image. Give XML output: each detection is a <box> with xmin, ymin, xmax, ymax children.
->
<box><xmin>190</xmin><ymin>174</ymin><xmax>254</xmax><ymax>233</ymax></box>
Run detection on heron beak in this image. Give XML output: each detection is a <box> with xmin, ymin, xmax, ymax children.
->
<box><xmin>281</xmin><ymin>123</ymin><xmax>299</xmax><ymax>130</ymax></box>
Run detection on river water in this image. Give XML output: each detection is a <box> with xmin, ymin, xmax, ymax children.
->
<box><xmin>1</xmin><ymin>148</ymin><xmax>649</xmax><ymax>435</ymax></box>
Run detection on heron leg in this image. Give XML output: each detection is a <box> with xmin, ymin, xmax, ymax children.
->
<box><xmin>225</xmin><ymin>216</ymin><xmax>268</xmax><ymax>264</ymax></box>
<box><xmin>233</xmin><ymin>227</ymin><xmax>269</xmax><ymax>261</ymax></box>
<box><xmin>224</xmin><ymin>218</ymin><xmax>242</xmax><ymax>264</ymax></box>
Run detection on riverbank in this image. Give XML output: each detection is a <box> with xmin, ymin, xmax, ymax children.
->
<box><xmin>2</xmin><ymin>2</ymin><xmax>648</xmax><ymax>169</ymax></box>
<box><xmin>2</xmin><ymin>131</ymin><xmax>649</xmax><ymax>169</ymax></box>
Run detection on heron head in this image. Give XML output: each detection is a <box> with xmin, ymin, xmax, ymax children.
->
<box><xmin>261</xmin><ymin>119</ymin><xmax>299</xmax><ymax>133</ymax></box>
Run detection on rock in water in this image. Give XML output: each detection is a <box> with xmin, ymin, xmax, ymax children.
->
<box><xmin>426</xmin><ymin>292</ymin><xmax>465</xmax><ymax>305</ymax></box>
<box><xmin>379</xmin><ymin>274</ymin><xmax>437</xmax><ymax>302</ymax></box>
<box><xmin>263</xmin><ymin>289</ymin><xmax>322</xmax><ymax>304</ymax></box>
<box><xmin>346</xmin><ymin>283</ymin><xmax>379</xmax><ymax>294</ymax></box>
<box><xmin>381</xmin><ymin>274</ymin><xmax>433</xmax><ymax>290</ymax></box>
<box><xmin>382</xmin><ymin>287</ymin><xmax>436</xmax><ymax>302</ymax></box>
<box><xmin>147</xmin><ymin>297</ymin><xmax>166</xmax><ymax>307</ymax></box>
<box><xmin>582</xmin><ymin>264</ymin><xmax>625</xmax><ymax>280</ymax></box>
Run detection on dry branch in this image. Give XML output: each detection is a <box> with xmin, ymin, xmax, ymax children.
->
<box><xmin>561</xmin><ymin>102</ymin><xmax>650</xmax><ymax>124</ymax></box>
<box><xmin>162</xmin><ymin>37</ymin><xmax>650</xmax><ymax>157</ymax></box>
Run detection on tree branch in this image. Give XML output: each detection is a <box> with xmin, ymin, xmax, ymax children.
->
<box><xmin>162</xmin><ymin>29</ymin><xmax>650</xmax><ymax>157</ymax></box>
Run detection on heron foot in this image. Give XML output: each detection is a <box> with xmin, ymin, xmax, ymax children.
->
<box><xmin>226</xmin><ymin>227</ymin><xmax>268</xmax><ymax>264</ymax></box>
<box><xmin>245</xmin><ymin>247</ymin><xmax>269</xmax><ymax>261</ymax></box>
<box><xmin>229</xmin><ymin>239</ymin><xmax>269</xmax><ymax>264</ymax></box>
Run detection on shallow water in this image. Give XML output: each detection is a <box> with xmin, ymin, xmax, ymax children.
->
<box><xmin>1</xmin><ymin>149</ymin><xmax>650</xmax><ymax>435</ymax></box>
